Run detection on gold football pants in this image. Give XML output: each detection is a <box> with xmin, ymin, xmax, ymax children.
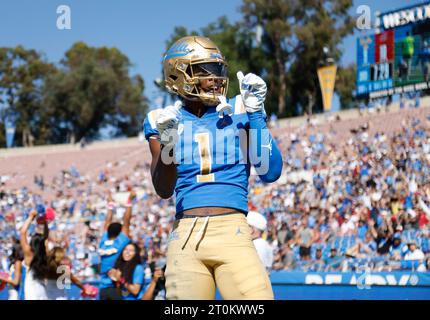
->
<box><xmin>164</xmin><ymin>213</ymin><xmax>274</xmax><ymax>300</ymax></box>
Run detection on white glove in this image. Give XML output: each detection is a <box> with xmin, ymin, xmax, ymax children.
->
<box><xmin>216</xmin><ymin>95</ymin><xmax>233</xmax><ymax>118</ymax></box>
<box><xmin>156</xmin><ymin>100</ymin><xmax>182</xmax><ymax>146</ymax></box>
<box><xmin>237</xmin><ymin>71</ymin><xmax>267</xmax><ymax>113</ymax></box>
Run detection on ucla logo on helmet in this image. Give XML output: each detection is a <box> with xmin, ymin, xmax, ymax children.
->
<box><xmin>210</xmin><ymin>53</ymin><xmax>223</xmax><ymax>59</ymax></box>
<box><xmin>164</xmin><ymin>41</ymin><xmax>192</xmax><ymax>60</ymax></box>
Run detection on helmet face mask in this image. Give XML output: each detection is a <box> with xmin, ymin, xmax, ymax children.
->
<box><xmin>163</xmin><ymin>36</ymin><xmax>229</xmax><ymax>106</ymax></box>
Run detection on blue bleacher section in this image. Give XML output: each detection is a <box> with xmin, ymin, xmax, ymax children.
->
<box><xmin>289</xmin><ymin>234</ymin><xmax>429</xmax><ymax>272</ymax></box>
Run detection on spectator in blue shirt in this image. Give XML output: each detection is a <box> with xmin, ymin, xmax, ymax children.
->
<box><xmin>310</xmin><ymin>247</ymin><xmax>326</xmax><ymax>272</ymax></box>
<box><xmin>389</xmin><ymin>233</ymin><xmax>406</xmax><ymax>260</ymax></box>
<box><xmin>108</xmin><ymin>242</ymin><xmax>166</xmax><ymax>300</ymax></box>
<box><xmin>324</xmin><ymin>247</ymin><xmax>343</xmax><ymax>271</ymax></box>
<box><xmin>98</xmin><ymin>190</ymin><xmax>135</xmax><ymax>300</ymax></box>
<box><xmin>108</xmin><ymin>243</ymin><xmax>145</xmax><ymax>300</ymax></box>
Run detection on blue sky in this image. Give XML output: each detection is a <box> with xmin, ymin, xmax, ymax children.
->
<box><xmin>0</xmin><ymin>0</ymin><xmax>423</xmax><ymax>112</ymax></box>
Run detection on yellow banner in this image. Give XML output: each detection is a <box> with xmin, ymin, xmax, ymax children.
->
<box><xmin>317</xmin><ymin>64</ymin><xmax>337</xmax><ymax>112</ymax></box>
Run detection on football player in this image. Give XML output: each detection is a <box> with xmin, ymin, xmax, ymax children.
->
<box><xmin>143</xmin><ymin>36</ymin><xmax>283</xmax><ymax>299</ymax></box>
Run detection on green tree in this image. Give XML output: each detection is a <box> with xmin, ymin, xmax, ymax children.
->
<box><xmin>336</xmin><ymin>63</ymin><xmax>356</xmax><ymax>109</ymax></box>
<box><xmin>200</xmin><ymin>16</ymin><xmax>267</xmax><ymax>98</ymax></box>
<box><xmin>241</xmin><ymin>0</ymin><xmax>354</xmax><ymax>116</ymax></box>
<box><xmin>0</xmin><ymin>46</ymin><xmax>55</xmax><ymax>147</ymax></box>
<box><xmin>44</xmin><ymin>42</ymin><xmax>147</xmax><ymax>144</ymax></box>
<box><xmin>289</xmin><ymin>0</ymin><xmax>354</xmax><ymax>115</ymax></box>
<box><xmin>241</xmin><ymin>0</ymin><xmax>294</xmax><ymax>116</ymax></box>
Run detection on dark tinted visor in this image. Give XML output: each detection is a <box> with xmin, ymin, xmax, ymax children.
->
<box><xmin>192</xmin><ymin>62</ymin><xmax>227</xmax><ymax>77</ymax></box>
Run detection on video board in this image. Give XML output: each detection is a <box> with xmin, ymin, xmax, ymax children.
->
<box><xmin>356</xmin><ymin>1</ymin><xmax>430</xmax><ymax>98</ymax></box>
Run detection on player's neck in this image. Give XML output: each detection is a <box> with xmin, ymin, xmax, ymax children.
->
<box><xmin>184</xmin><ymin>100</ymin><xmax>208</xmax><ymax>118</ymax></box>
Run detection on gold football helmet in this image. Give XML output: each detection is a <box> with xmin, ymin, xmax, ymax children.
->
<box><xmin>163</xmin><ymin>36</ymin><xmax>229</xmax><ymax>106</ymax></box>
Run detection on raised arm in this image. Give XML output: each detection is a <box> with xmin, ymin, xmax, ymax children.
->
<box><xmin>237</xmin><ymin>71</ymin><xmax>283</xmax><ymax>183</ymax></box>
<box><xmin>103</xmin><ymin>191</ymin><xmax>114</xmax><ymax>232</ymax></box>
<box><xmin>20</xmin><ymin>210</ymin><xmax>37</xmax><ymax>265</ymax></box>
<box><xmin>248</xmin><ymin>112</ymin><xmax>283</xmax><ymax>183</ymax></box>
<box><xmin>122</xmin><ymin>190</ymin><xmax>136</xmax><ymax>238</ymax></box>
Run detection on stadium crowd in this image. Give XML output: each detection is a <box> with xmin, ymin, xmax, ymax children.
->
<box><xmin>0</xmin><ymin>104</ymin><xmax>430</xmax><ymax>299</ymax></box>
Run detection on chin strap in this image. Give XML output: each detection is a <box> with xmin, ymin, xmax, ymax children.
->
<box><xmin>216</xmin><ymin>95</ymin><xmax>233</xmax><ymax>118</ymax></box>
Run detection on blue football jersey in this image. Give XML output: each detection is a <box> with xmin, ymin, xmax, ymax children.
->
<box><xmin>144</xmin><ymin>95</ymin><xmax>251</xmax><ymax>215</ymax></box>
<box><xmin>98</xmin><ymin>232</ymin><xmax>130</xmax><ymax>289</ymax></box>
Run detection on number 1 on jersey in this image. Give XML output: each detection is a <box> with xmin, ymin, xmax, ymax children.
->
<box><xmin>195</xmin><ymin>132</ymin><xmax>215</xmax><ymax>182</ymax></box>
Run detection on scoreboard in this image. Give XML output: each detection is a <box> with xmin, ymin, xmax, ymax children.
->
<box><xmin>356</xmin><ymin>1</ymin><xmax>430</xmax><ymax>98</ymax></box>
<box><xmin>356</xmin><ymin>32</ymin><xmax>394</xmax><ymax>95</ymax></box>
